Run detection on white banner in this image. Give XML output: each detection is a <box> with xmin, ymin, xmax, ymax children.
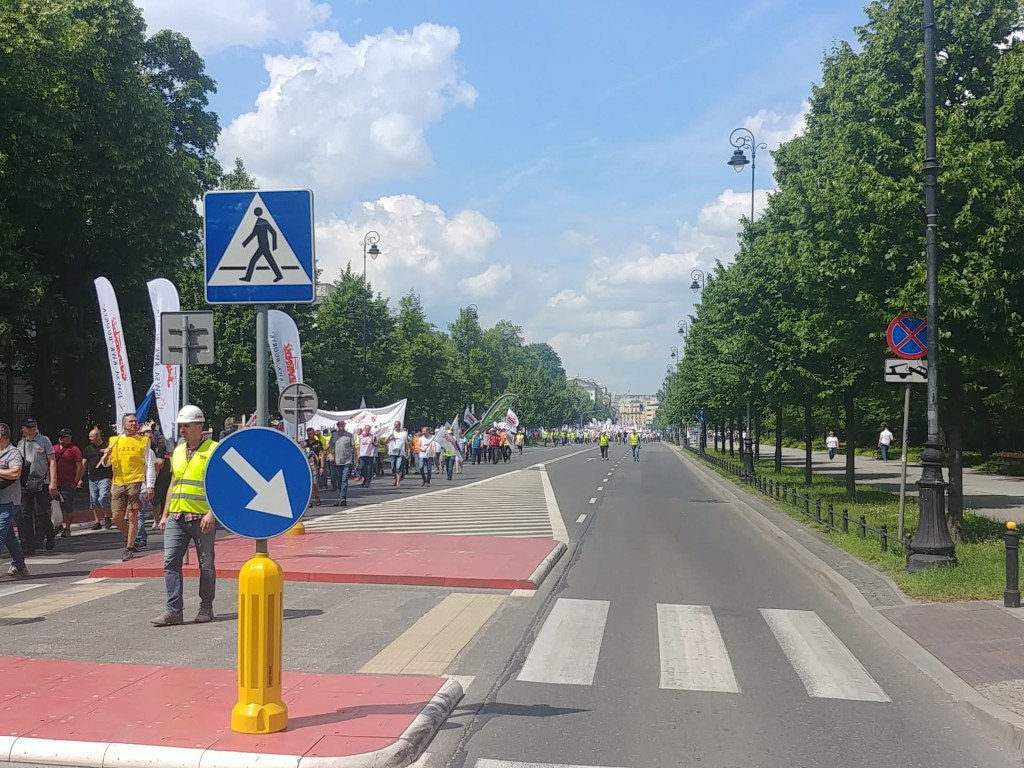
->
<box><xmin>463</xmin><ymin>405</ymin><xmax>478</xmax><ymax>427</ymax></box>
<box><xmin>268</xmin><ymin>309</ymin><xmax>303</xmax><ymax>392</ymax></box>
<box><xmin>147</xmin><ymin>279</ymin><xmax>180</xmax><ymax>441</ymax></box>
<box><xmin>94</xmin><ymin>277</ymin><xmax>136</xmax><ymax>425</ymax></box>
<box><xmin>305</xmin><ymin>399</ymin><xmax>408</xmax><ymax>441</ymax></box>
<box><xmin>505</xmin><ymin>408</ymin><xmax>520</xmax><ymax>430</ymax></box>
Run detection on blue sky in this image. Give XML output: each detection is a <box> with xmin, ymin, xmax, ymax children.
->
<box><xmin>139</xmin><ymin>0</ymin><xmax>873</xmax><ymax>396</ymax></box>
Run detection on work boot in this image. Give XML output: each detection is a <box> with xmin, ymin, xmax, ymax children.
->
<box><xmin>150</xmin><ymin>611</ymin><xmax>184</xmax><ymax>627</ymax></box>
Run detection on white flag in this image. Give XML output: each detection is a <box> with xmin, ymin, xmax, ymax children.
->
<box><xmin>505</xmin><ymin>408</ymin><xmax>520</xmax><ymax>429</ymax></box>
<box><xmin>94</xmin><ymin>277</ymin><xmax>136</xmax><ymax>425</ymax></box>
<box><xmin>463</xmin><ymin>405</ymin><xmax>478</xmax><ymax>427</ymax></box>
<box><xmin>147</xmin><ymin>279</ymin><xmax>180</xmax><ymax>441</ymax></box>
<box><xmin>268</xmin><ymin>309</ymin><xmax>303</xmax><ymax>391</ymax></box>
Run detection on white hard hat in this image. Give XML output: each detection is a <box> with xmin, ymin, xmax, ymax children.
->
<box><xmin>176</xmin><ymin>405</ymin><xmax>205</xmax><ymax>424</ymax></box>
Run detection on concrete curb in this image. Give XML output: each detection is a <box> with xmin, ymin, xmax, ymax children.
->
<box><xmin>672</xmin><ymin>445</ymin><xmax>1024</xmax><ymax>754</ymax></box>
<box><xmin>1</xmin><ymin>678</ymin><xmax>464</xmax><ymax>768</ymax></box>
<box><xmin>527</xmin><ymin>541</ymin><xmax>567</xmax><ymax>588</ymax></box>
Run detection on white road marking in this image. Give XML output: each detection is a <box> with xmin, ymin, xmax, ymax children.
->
<box><xmin>539</xmin><ymin>464</ymin><xmax>569</xmax><ymax>544</ymax></box>
<box><xmin>510</xmin><ymin>589</ymin><xmax>536</xmax><ymax>598</ymax></box>
<box><xmin>517</xmin><ymin>598</ymin><xmax>609</xmax><ymax>685</ymax></box>
<box><xmin>576</xmin><ymin>514</ymin><xmax>587</xmax><ymax>523</ymax></box>
<box><xmin>761</xmin><ymin>609</ymin><xmax>890</xmax><ymax>702</ymax></box>
<box><xmin>23</xmin><ymin>558</ymin><xmax>73</xmax><ymax>565</ymax></box>
<box><xmin>597</xmin><ymin>486</ymin><xmax>604</xmax><ymax>491</ymax></box>
<box><xmin>70</xmin><ymin>577</ymin><xmax>107</xmax><ymax>585</ymax></box>
<box><xmin>0</xmin><ymin>583</ymin><xmax>45</xmax><ymax>599</ymax></box>
<box><xmin>588</xmin><ymin>498</ymin><xmax>597</xmax><ymax>504</ymax></box>
<box><xmin>657</xmin><ymin>604</ymin><xmax>740</xmax><ymax>693</ymax></box>
<box><xmin>477</xmin><ymin>762</ymin><xmax>626</xmax><ymax>768</ymax></box>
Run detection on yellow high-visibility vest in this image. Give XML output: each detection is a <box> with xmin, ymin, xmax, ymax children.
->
<box><xmin>168</xmin><ymin>439</ymin><xmax>218</xmax><ymax>515</ymax></box>
<box><xmin>630</xmin><ymin>434</ymin><xmax>640</xmax><ymax>446</ymax></box>
<box><xmin>599</xmin><ymin>435</ymin><xmax>609</xmax><ymax>447</ymax></box>
<box><xmin>109</xmin><ymin>434</ymin><xmax>150</xmax><ymax>485</ymax></box>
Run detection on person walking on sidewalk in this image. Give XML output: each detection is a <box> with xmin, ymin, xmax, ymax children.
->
<box><xmin>53</xmin><ymin>428</ymin><xmax>83</xmax><ymax>538</ymax></box>
<box><xmin>332</xmin><ymin>421</ymin><xmax>354</xmax><ymax>507</ymax></box>
<box><xmin>826</xmin><ymin>431</ymin><xmax>839</xmax><ymax>462</ymax></box>
<box><xmin>81</xmin><ymin>427</ymin><xmax>113</xmax><ymax>530</ymax></box>
<box><xmin>17</xmin><ymin>417</ymin><xmax>57</xmax><ymax>555</ymax></box>
<box><xmin>878</xmin><ymin>425</ymin><xmax>894</xmax><ymax>463</ymax></box>
<box><xmin>151</xmin><ymin>405</ymin><xmax>218</xmax><ymax>627</ymax></box>
<box><xmin>599</xmin><ymin>431</ymin><xmax>610</xmax><ymax>461</ymax></box>
<box><xmin>0</xmin><ymin>423</ymin><xmax>28</xmax><ymax>579</ymax></box>
<box><xmin>105</xmin><ymin>413</ymin><xmax>156</xmax><ymax>561</ymax></box>
<box><xmin>358</xmin><ymin>425</ymin><xmax>376</xmax><ymax>487</ymax></box>
<box><xmin>630</xmin><ymin>429</ymin><xmax>641</xmax><ymax>462</ymax></box>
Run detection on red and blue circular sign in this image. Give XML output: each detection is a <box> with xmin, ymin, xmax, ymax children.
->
<box><xmin>887</xmin><ymin>313</ymin><xmax>927</xmax><ymax>360</ymax></box>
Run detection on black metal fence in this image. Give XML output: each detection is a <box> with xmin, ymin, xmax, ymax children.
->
<box><xmin>683</xmin><ymin>445</ymin><xmax>908</xmax><ymax>560</ymax></box>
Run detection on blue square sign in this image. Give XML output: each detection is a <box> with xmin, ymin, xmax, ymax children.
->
<box><xmin>204</xmin><ymin>189</ymin><xmax>315</xmax><ymax>304</ymax></box>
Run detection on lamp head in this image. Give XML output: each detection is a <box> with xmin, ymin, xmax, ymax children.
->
<box><xmin>728</xmin><ymin>148</ymin><xmax>750</xmax><ymax>172</ymax></box>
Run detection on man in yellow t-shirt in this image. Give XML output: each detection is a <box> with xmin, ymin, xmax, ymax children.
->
<box><xmin>105</xmin><ymin>413</ymin><xmax>155</xmax><ymax>561</ymax></box>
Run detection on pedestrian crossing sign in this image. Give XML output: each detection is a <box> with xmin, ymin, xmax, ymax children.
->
<box><xmin>204</xmin><ymin>189</ymin><xmax>315</xmax><ymax>304</ymax></box>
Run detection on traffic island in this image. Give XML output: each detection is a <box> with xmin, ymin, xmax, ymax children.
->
<box><xmin>90</xmin><ymin>531</ymin><xmax>566</xmax><ymax>590</ymax></box>
<box><xmin>0</xmin><ymin>655</ymin><xmax>462</xmax><ymax>768</ymax></box>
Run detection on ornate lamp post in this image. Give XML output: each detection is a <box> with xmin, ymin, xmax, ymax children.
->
<box><xmin>908</xmin><ymin>0</ymin><xmax>956</xmax><ymax>570</ymax></box>
<box><xmin>357</xmin><ymin>231</ymin><xmax>381</xmax><ymax>402</ymax></box>
<box><xmin>689</xmin><ymin>269</ymin><xmax>706</xmax><ymax>293</ymax></box>
<box><xmin>677</xmin><ymin>320</ymin><xmax>688</xmax><ymax>338</ymax></box>
<box><xmin>726</xmin><ymin>127</ymin><xmax>767</xmax><ymax>484</ymax></box>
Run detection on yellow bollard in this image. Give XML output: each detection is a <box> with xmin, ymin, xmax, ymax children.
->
<box><xmin>284</xmin><ymin>520</ymin><xmax>305</xmax><ymax>536</ymax></box>
<box><xmin>231</xmin><ymin>551</ymin><xmax>288</xmax><ymax>734</ymax></box>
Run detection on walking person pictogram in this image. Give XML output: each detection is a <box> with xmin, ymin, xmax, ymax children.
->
<box><xmin>240</xmin><ymin>207</ymin><xmax>283</xmax><ymax>283</ymax></box>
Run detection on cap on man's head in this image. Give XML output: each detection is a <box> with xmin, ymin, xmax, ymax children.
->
<box><xmin>58</xmin><ymin>428</ymin><xmax>72</xmax><ymax>438</ymax></box>
<box><xmin>22</xmin><ymin>417</ymin><xmax>37</xmax><ymax>428</ymax></box>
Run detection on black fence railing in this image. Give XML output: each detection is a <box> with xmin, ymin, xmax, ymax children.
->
<box><xmin>683</xmin><ymin>444</ymin><xmax>908</xmax><ymax>560</ymax></box>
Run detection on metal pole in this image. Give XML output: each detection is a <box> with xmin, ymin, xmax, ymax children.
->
<box><xmin>180</xmin><ymin>314</ymin><xmax>190</xmax><ymax>407</ymax></box>
<box><xmin>898</xmin><ymin>384</ymin><xmax>911</xmax><ymax>539</ymax></box>
<box><xmin>909</xmin><ymin>0</ymin><xmax>956</xmax><ymax>570</ymax></box>
<box><xmin>256</xmin><ymin>305</ymin><xmax>268</xmax><ymax>427</ymax></box>
<box><xmin>362</xmin><ymin>243</ymin><xmax>368</xmax><ymax>399</ymax></box>
<box><xmin>1005</xmin><ymin>524</ymin><xmax>1020</xmax><ymax>608</ymax></box>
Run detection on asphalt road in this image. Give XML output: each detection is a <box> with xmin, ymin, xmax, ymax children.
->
<box><xmin>436</xmin><ymin>442</ymin><xmax>1022</xmax><ymax>768</ymax></box>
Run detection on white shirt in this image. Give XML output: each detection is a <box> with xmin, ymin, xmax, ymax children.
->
<box><xmin>387</xmin><ymin>430</ymin><xmax>408</xmax><ymax>455</ymax></box>
<box><xmin>417</xmin><ymin>436</ymin><xmax>435</xmax><ymax>459</ymax></box>
<box><xmin>358</xmin><ymin>434</ymin><xmax>377</xmax><ymax>459</ymax></box>
<box><xmin>879</xmin><ymin>429</ymin><xmax>894</xmax><ymax>446</ymax></box>
<box><xmin>826</xmin><ymin>435</ymin><xmax>839</xmax><ymax>449</ymax></box>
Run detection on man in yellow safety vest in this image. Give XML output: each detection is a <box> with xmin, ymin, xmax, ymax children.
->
<box><xmin>151</xmin><ymin>405</ymin><xmax>219</xmax><ymax>627</ymax></box>
<box><xmin>630</xmin><ymin>430</ymin><xmax>641</xmax><ymax>462</ymax></box>
<box><xmin>599</xmin><ymin>431</ymin><xmax>610</xmax><ymax>461</ymax></box>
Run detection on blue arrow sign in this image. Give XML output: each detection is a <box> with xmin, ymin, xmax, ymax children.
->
<box><xmin>696</xmin><ymin>408</ymin><xmax>706</xmax><ymax>423</ymax></box>
<box><xmin>204</xmin><ymin>189</ymin><xmax>315</xmax><ymax>304</ymax></box>
<box><xmin>205</xmin><ymin>427</ymin><xmax>312</xmax><ymax>539</ymax></box>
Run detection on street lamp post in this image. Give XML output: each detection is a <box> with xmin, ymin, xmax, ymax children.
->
<box><xmin>689</xmin><ymin>269</ymin><xmax>707</xmax><ymax>293</ymax></box>
<box><xmin>727</xmin><ymin>127</ymin><xmax>767</xmax><ymax>484</ymax></box>
<box><xmin>677</xmin><ymin>320</ymin><xmax>688</xmax><ymax>338</ymax></box>
<box><xmin>464</xmin><ymin>304</ymin><xmax>478</xmax><ymax>408</ymax></box>
<box><xmin>358</xmin><ymin>231</ymin><xmax>381</xmax><ymax>402</ymax></box>
<box><xmin>908</xmin><ymin>0</ymin><xmax>956</xmax><ymax>571</ymax></box>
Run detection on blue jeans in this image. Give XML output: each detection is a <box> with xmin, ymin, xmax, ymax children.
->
<box><xmin>18</xmin><ymin>488</ymin><xmax>53</xmax><ymax>551</ymax></box>
<box><xmin>390</xmin><ymin>454</ymin><xmax>405</xmax><ymax>475</ymax></box>
<box><xmin>163</xmin><ymin>515</ymin><xmax>215</xmax><ymax>614</ymax></box>
<box><xmin>828</xmin><ymin>448</ymin><xmax>836</xmax><ymax>460</ymax></box>
<box><xmin>0</xmin><ymin>503</ymin><xmax>26</xmax><ymax>570</ymax></box>
<box><xmin>632</xmin><ymin>445</ymin><xmax>640</xmax><ymax>461</ymax></box>
<box><xmin>445</xmin><ymin>455</ymin><xmax>455</xmax><ymax>480</ymax></box>
<box><xmin>359</xmin><ymin>456</ymin><xmax>374</xmax><ymax>486</ymax></box>
<box><xmin>333</xmin><ymin>463</ymin><xmax>352</xmax><ymax>499</ymax></box>
<box><xmin>880</xmin><ymin>444</ymin><xmax>889</xmax><ymax>462</ymax></box>
<box><xmin>419</xmin><ymin>457</ymin><xmax>432</xmax><ymax>484</ymax></box>
<box><xmin>135</xmin><ymin>490</ymin><xmax>149</xmax><ymax>547</ymax></box>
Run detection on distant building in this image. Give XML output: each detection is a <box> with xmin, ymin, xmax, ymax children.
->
<box><xmin>615</xmin><ymin>393</ymin><xmax>659</xmax><ymax>429</ymax></box>
<box><xmin>314</xmin><ymin>281</ymin><xmax>336</xmax><ymax>304</ymax></box>
<box><xmin>567</xmin><ymin>376</ymin><xmax>612</xmax><ymax>411</ymax></box>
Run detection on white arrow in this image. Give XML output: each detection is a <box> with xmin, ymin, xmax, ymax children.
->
<box><xmin>222</xmin><ymin>447</ymin><xmax>293</xmax><ymax>519</ymax></box>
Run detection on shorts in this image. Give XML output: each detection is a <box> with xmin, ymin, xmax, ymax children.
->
<box><xmin>89</xmin><ymin>478</ymin><xmax>112</xmax><ymax>509</ymax></box>
<box><xmin>58</xmin><ymin>485</ymin><xmax>75</xmax><ymax>516</ymax></box>
<box><xmin>111</xmin><ymin>481</ymin><xmax>143</xmax><ymax>519</ymax></box>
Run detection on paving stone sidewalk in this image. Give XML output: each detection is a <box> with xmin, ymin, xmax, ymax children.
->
<box><xmin>758</xmin><ymin>444</ymin><xmax>1024</xmax><ymax>523</ymax></box>
<box><xmin>883</xmin><ymin>601</ymin><xmax>1024</xmax><ymax>717</ymax></box>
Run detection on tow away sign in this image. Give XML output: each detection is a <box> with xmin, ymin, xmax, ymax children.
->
<box><xmin>885</xmin><ymin>359</ymin><xmax>927</xmax><ymax>384</ymax></box>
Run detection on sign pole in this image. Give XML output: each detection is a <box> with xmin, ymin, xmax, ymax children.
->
<box><xmin>898</xmin><ymin>383</ymin><xmax>911</xmax><ymax>540</ymax></box>
<box><xmin>180</xmin><ymin>314</ymin><xmax>190</xmax><ymax>408</ymax></box>
<box><xmin>231</xmin><ymin>303</ymin><xmax>288</xmax><ymax>735</ymax></box>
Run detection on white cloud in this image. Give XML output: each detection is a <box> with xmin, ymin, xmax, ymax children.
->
<box><xmin>740</xmin><ymin>100</ymin><xmax>810</xmax><ymax>152</ymax></box>
<box><xmin>562</xmin><ymin>229</ymin><xmax>599</xmax><ymax>248</ymax></box>
<box><xmin>546</xmin><ymin>289</ymin><xmax>589</xmax><ymax>310</ymax></box>
<box><xmin>137</xmin><ymin>0</ymin><xmax>330</xmax><ymax>54</ymax></box>
<box><xmin>219</xmin><ymin>23</ymin><xmax>476</xmax><ymax>202</ymax></box>
<box><xmin>316</xmin><ymin>194</ymin><xmax>500</xmax><ymax>302</ymax></box>
<box><xmin>459</xmin><ymin>264</ymin><xmax>513</xmax><ymax>298</ymax></box>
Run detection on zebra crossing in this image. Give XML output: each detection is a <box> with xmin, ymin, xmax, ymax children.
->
<box><xmin>515</xmin><ymin>598</ymin><xmax>891</xmax><ymax>703</ymax></box>
<box><xmin>304</xmin><ymin>465</ymin><xmax>565</xmax><ymax>540</ymax></box>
